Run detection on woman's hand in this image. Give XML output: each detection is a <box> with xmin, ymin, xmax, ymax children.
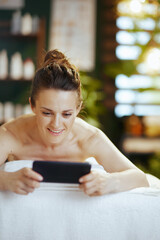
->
<box><xmin>79</xmin><ymin>170</ymin><xmax>117</xmax><ymax>196</ymax></box>
<box><xmin>3</xmin><ymin>168</ymin><xmax>43</xmax><ymax>195</ymax></box>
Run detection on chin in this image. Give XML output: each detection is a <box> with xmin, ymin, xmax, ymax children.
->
<box><xmin>48</xmin><ymin>134</ymin><xmax>66</xmax><ymax>145</ymax></box>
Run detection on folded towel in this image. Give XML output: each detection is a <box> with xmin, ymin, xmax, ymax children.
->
<box><xmin>0</xmin><ymin>160</ymin><xmax>160</xmax><ymax>240</ymax></box>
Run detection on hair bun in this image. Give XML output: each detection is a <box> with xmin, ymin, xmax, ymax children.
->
<box><xmin>43</xmin><ymin>49</ymin><xmax>68</xmax><ymax>68</ymax></box>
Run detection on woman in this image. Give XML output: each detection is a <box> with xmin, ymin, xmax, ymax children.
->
<box><xmin>0</xmin><ymin>49</ymin><xmax>149</xmax><ymax>195</ymax></box>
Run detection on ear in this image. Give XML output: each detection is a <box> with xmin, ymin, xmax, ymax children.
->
<box><xmin>76</xmin><ymin>101</ymin><xmax>83</xmax><ymax>116</ymax></box>
<box><xmin>29</xmin><ymin>97</ymin><xmax>35</xmax><ymax>113</ymax></box>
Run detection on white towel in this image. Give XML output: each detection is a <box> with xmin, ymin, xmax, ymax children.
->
<box><xmin>0</xmin><ymin>160</ymin><xmax>160</xmax><ymax>240</ymax></box>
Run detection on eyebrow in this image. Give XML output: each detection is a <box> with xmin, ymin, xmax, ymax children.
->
<box><xmin>40</xmin><ymin>107</ymin><xmax>74</xmax><ymax>112</ymax></box>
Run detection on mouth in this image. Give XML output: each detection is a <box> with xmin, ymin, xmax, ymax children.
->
<box><xmin>47</xmin><ymin>128</ymin><xmax>64</xmax><ymax>136</ymax></box>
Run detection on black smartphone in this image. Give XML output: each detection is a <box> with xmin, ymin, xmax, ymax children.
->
<box><xmin>32</xmin><ymin>160</ymin><xmax>91</xmax><ymax>183</ymax></box>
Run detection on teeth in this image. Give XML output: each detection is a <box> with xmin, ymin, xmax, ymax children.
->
<box><xmin>50</xmin><ymin>129</ymin><xmax>61</xmax><ymax>133</ymax></box>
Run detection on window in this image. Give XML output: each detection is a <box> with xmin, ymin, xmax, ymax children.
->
<box><xmin>115</xmin><ymin>0</ymin><xmax>160</xmax><ymax>117</ymax></box>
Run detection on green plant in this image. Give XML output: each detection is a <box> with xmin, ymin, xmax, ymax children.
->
<box><xmin>148</xmin><ymin>153</ymin><xmax>160</xmax><ymax>178</ymax></box>
<box><xmin>104</xmin><ymin>60</ymin><xmax>137</xmax><ymax>78</ymax></box>
<box><xmin>136</xmin><ymin>153</ymin><xmax>160</xmax><ymax>178</ymax></box>
<box><xmin>79</xmin><ymin>72</ymin><xmax>105</xmax><ymax>128</ymax></box>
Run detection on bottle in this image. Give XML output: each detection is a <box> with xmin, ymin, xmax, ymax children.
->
<box><xmin>125</xmin><ymin>115</ymin><xmax>143</xmax><ymax>136</ymax></box>
<box><xmin>23</xmin><ymin>58</ymin><xmax>35</xmax><ymax>80</ymax></box>
<box><xmin>15</xmin><ymin>104</ymin><xmax>23</xmax><ymax>118</ymax></box>
<box><xmin>4</xmin><ymin>102</ymin><xmax>14</xmax><ymax>122</ymax></box>
<box><xmin>10</xmin><ymin>52</ymin><xmax>23</xmax><ymax>80</ymax></box>
<box><xmin>11</xmin><ymin>10</ymin><xmax>21</xmax><ymax>34</ymax></box>
<box><xmin>32</xmin><ymin>15</ymin><xmax>40</xmax><ymax>33</ymax></box>
<box><xmin>21</xmin><ymin>13</ymin><xmax>32</xmax><ymax>35</ymax></box>
<box><xmin>0</xmin><ymin>50</ymin><xmax>8</xmax><ymax>79</ymax></box>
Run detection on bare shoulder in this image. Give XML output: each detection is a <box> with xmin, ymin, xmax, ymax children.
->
<box><xmin>74</xmin><ymin>117</ymin><xmax>103</xmax><ymax>152</ymax></box>
<box><xmin>75</xmin><ymin>117</ymin><xmax>99</xmax><ymax>137</ymax></box>
<box><xmin>0</xmin><ymin>121</ymin><xmax>17</xmax><ymax>142</ymax></box>
<box><xmin>0</xmin><ymin>114</ymin><xmax>35</xmax><ymax>164</ymax></box>
<box><xmin>2</xmin><ymin>114</ymin><xmax>34</xmax><ymax>136</ymax></box>
<box><xmin>74</xmin><ymin>117</ymin><xmax>116</xmax><ymax>158</ymax></box>
<box><xmin>0</xmin><ymin>114</ymin><xmax>35</xmax><ymax>147</ymax></box>
<box><xmin>0</xmin><ymin>122</ymin><xmax>19</xmax><ymax>164</ymax></box>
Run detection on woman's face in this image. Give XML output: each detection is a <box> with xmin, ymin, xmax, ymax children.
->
<box><xmin>31</xmin><ymin>89</ymin><xmax>81</xmax><ymax>146</ymax></box>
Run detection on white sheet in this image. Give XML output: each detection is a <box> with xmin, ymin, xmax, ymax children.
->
<box><xmin>0</xmin><ymin>160</ymin><xmax>160</xmax><ymax>240</ymax></box>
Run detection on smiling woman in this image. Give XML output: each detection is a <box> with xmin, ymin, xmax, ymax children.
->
<box><xmin>0</xmin><ymin>49</ymin><xmax>152</xmax><ymax>196</ymax></box>
<box><xmin>31</xmin><ymin>88</ymin><xmax>80</xmax><ymax>146</ymax></box>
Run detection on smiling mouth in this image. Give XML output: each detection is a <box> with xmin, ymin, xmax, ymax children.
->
<box><xmin>47</xmin><ymin>128</ymin><xmax>64</xmax><ymax>136</ymax></box>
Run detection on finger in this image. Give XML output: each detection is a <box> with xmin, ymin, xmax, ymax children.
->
<box><xmin>80</xmin><ymin>182</ymin><xmax>97</xmax><ymax>195</ymax></box>
<box><xmin>15</xmin><ymin>188</ymin><xmax>29</xmax><ymax>195</ymax></box>
<box><xmin>24</xmin><ymin>186</ymin><xmax>35</xmax><ymax>193</ymax></box>
<box><xmin>25</xmin><ymin>178</ymin><xmax>40</xmax><ymax>189</ymax></box>
<box><xmin>79</xmin><ymin>182</ymin><xmax>96</xmax><ymax>194</ymax></box>
<box><xmin>79</xmin><ymin>172</ymin><xmax>94</xmax><ymax>183</ymax></box>
<box><xmin>84</xmin><ymin>186</ymin><xmax>98</xmax><ymax>196</ymax></box>
<box><xmin>23</xmin><ymin>168</ymin><xmax>43</xmax><ymax>181</ymax></box>
<box><xmin>16</xmin><ymin>181</ymin><xmax>36</xmax><ymax>194</ymax></box>
<box><xmin>83</xmin><ymin>179</ymin><xmax>97</xmax><ymax>189</ymax></box>
<box><xmin>89</xmin><ymin>191</ymin><xmax>99</xmax><ymax>197</ymax></box>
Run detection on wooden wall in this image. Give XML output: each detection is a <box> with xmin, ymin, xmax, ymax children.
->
<box><xmin>97</xmin><ymin>0</ymin><xmax>118</xmax><ymax>111</ymax></box>
<box><xmin>96</xmin><ymin>0</ymin><xmax>124</xmax><ymax>144</ymax></box>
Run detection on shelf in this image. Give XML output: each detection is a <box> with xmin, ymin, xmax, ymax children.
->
<box><xmin>0</xmin><ymin>79</ymin><xmax>32</xmax><ymax>82</ymax></box>
<box><xmin>0</xmin><ymin>18</ymin><xmax>45</xmax><ymax>68</ymax></box>
<box><xmin>121</xmin><ymin>135</ymin><xmax>160</xmax><ymax>154</ymax></box>
<box><xmin>0</xmin><ymin>20</ymin><xmax>39</xmax><ymax>38</ymax></box>
<box><xmin>0</xmin><ymin>18</ymin><xmax>45</xmax><ymax>105</ymax></box>
<box><xmin>0</xmin><ymin>33</ymin><xmax>38</xmax><ymax>38</ymax></box>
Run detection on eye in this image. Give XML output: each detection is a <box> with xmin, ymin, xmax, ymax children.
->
<box><xmin>63</xmin><ymin>113</ymin><xmax>72</xmax><ymax>117</ymax></box>
<box><xmin>42</xmin><ymin>111</ymin><xmax>51</xmax><ymax>116</ymax></box>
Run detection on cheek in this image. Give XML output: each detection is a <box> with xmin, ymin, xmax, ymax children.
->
<box><xmin>37</xmin><ymin>115</ymin><xmax>48</xmax><ymax>127</ymax></box>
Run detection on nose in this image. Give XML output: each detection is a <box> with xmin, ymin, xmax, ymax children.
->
<box><xmin>51</xmin><ymin>114</ymin><xmax>61</xmax><ymax>129</ymax></box>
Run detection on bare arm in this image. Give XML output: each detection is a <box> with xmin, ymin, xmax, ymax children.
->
<box><xmin>79</xmin><ymin>168</ymin><xmax>148</xmax><ymax>196</ymax></box>
<box><xmin>0</xmin><ymin>126</ymin><xmax>42</xmax><ymax>194</ymax></box>
<box><xmin>79</xmin><ymin>128</ymin><xmax>149</xmax><ymax>196</ymax></box>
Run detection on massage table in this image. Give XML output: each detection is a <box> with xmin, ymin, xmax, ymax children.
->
<box><xmin>0</xmin><ymin>159</ymin><xmax>160</xmax><ymax>240</ymax></box>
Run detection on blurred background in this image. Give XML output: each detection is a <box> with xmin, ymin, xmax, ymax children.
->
<box><xmin>0</xmin><ymin>0</ymin><xmax>160</xmax><ymax>177</ymax></box>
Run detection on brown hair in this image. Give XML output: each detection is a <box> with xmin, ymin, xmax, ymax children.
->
<box><xmin>30</xmin><ymin>49</ymin><xmax>82</xmax><ymax>107</ymax></box>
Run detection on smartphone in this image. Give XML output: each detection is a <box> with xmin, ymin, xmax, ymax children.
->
<box><xmin>32</xmin><ymin>160</ymin><xmax>91</xmax><ymax>183</ymax></box>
